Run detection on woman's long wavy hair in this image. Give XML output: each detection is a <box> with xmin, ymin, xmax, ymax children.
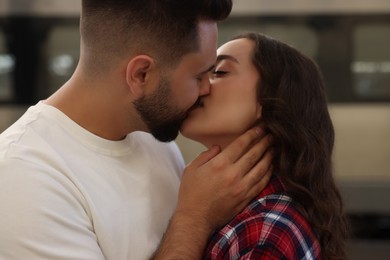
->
<box><xmin>234</xmin><ymin>33</ymin><xmax>349</xmax><ymax>259</ymax></box>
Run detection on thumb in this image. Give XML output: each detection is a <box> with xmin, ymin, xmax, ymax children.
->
<box><xmin>188</xmin><ymin>145</ymin><xmax>221</xmax><ymax>168</ymax></box>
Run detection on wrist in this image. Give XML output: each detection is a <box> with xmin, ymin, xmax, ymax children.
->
<box><xmin>171</xmin><ymin>209</ymin><xmax>214</xmax><ymax>238</ymax></box>
<box><xmin>152</xmin><ymin>210</ymin><xmax>214</xmax><ymax>260</ymax></box>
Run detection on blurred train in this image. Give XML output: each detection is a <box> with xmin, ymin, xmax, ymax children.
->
<box><xmin>0</xmin><ymin>0</ymin><xmax>389</xmax><ymax>258</ymax></box>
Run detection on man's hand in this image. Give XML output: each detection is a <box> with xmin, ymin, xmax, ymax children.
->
<box><xmin>152</xmin><ymin>127</ymin><xmax>273</xmax><ymax>259</ymax></box>
<box><xmin>177</xmin><ymin>127</ymin><xmax>272</xmax><ymax>230</ymax></box>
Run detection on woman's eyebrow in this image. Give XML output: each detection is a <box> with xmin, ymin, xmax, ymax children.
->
<box><xmin>216</xmin><ymin>54</ymin><xmax>239</xmax><ymax>64</ymax></box>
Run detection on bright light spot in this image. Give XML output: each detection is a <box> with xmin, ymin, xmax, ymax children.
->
<box><xmin>50</xmin><ymin>54</ymin><xmax>74</xmax><ymax>76</ymax></box>
<box><xmin>0</xmin><ymin>55</ymin><xmax>15</xmax><ymax>74</ymax></box>
<box><xmin>352</xmin><ymin>61</ymin><xmax>390</xmax><ymax>74</ymax></box>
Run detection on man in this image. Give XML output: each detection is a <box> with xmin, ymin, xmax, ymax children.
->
<box><xmin>0</xmin><ymin>0</ymin><xmax>272</xmax><ymax>259</ymax></box>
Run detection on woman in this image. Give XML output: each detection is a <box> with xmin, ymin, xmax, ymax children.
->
<box><xmin>180</xmin><ymin>33</ymin><xmax>349</xmax><ymax>259</ymax></box>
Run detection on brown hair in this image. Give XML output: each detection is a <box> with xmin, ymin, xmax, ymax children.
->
<box><xmin>80</xmin><ymin>0</ymin><xmax>232</xmax><ymax>73</ymax></box>
<box><xmin>234</xmin><ymin>33</ymin><xmax>349</xmax><ymax>259</ymax></box>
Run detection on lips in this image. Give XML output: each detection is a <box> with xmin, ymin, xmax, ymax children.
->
<box><xmin>197</xmin><ymin>98</ymin><xmax>205</xmax><ymax>108</ymax></box>
<box><xmin>187</xmin><ymin>98</ymin><xmax>204</xmax><ymax>116</ymax></box>
<box><xmin>193</xmin><ymin>98</ymin><xmax>204</xmax><ymax>109</ymax></box>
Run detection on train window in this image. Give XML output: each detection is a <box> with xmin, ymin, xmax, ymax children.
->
<box><xmin>0</xmin><ymin>13</ymin><xmax>388</xmax><ymax>105</ymax></box>
<box><xmin>218</xmin><ymin>21</ymin><xmax>318</xmax><ymax>59</ymax></box>
<box><xmin>253</xmin><ymin>24</ymin><xmax>317</xmax><ymax>58</ymax></box>
<box><xmin>353</xmin><ymin>24</ymin><xmax>390</xmax><ymax>99</ymax></box>
<box><xmin>46</xmin><ymin>25</ymin><xmax>80</xmax><ymax>95</ymax></box>
<box><xmin>219</xmin><ymin>15</ymin><xmax>390</xmax><ymax>103</ymax></box>
<box><xmin>0</xmin><ymin>29</ymin><xmax>14</xmax><ymax>101</ymax></box>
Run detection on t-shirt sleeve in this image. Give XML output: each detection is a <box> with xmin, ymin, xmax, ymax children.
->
<box><xmin>0</xmin><ymin>158</ymin><xmax>105</xmax><ymax>260</ymax></box>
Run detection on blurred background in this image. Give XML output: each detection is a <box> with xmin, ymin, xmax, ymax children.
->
<box><xmin>0</xmin><ymin>0</ymin><xmax>389</xmax><ymax>258</ymax></box>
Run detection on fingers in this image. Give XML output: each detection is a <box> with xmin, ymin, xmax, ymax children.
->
<box><xmin>234</xmin><ymin>134</ymin><xmax>273</xmax><ymax>177</ymax></box>
<box><xmin>244</xmin><ymin>166</ymin><xmax>273</xmax><ymax>204</ymax></box>
<box><xmin>220</xmin><ymin>127</ymin><xmax>265</xmax><ymax>164</ymax></box>
<box><xmin>233</xmin><ymin>150</ymin><xmax>273</xmax><ymax>209</ymax></box>
<box><xmin>243</xmin><ymin>149</ymin><xmax>273</xmax><ymax>190</ymax></box>
<box><xmin>188</xmin><ymin>145</ymin><xmax>221</xmax><ymax>169</ymax></box>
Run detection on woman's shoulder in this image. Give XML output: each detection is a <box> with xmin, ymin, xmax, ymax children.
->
<box><xmin>204</xmin><ymin>176</ymin><xmax>322</xmax><ymax>259</ymax></box>
<box><xmin>240</xmin><ymin>177</ymin><xmax>319</xmax><ymax>246</ymax></box>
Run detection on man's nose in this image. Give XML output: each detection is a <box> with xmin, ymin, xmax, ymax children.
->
<box><xmin>199</xmin><ymin>77</ymin><xmax>211</xmax><ymax>96</ymax></box>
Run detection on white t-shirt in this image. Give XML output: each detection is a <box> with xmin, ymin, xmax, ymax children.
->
<box><xmin>0</xmin><ymin>102</ymin><xmax>185</xmax><ymax>260</ymax></box>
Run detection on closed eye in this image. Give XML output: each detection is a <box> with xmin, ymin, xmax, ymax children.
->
<box><xmin>212</xmin><ymin>70</ymin><xmax>227</xmax><ymax>75</ymax></box>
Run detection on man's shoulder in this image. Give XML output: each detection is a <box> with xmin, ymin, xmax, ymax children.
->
<box><xmin>0</xmin><ymin>106</ymin><xmax>42</xmax><ymax>158</ymax></box>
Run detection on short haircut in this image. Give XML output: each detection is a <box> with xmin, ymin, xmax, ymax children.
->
<box><xmin>80</xmin><ymin>0</ymin><xmax>232</xmax><ymax>73</ymax></box>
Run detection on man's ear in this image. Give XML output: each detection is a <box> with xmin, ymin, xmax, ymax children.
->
<box><xmin>125</xmin><ymin>55</ymin><xmax>156</xmax><ymax>98</ymax></box>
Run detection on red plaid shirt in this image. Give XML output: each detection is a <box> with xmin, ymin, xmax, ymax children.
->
<box><xmin>204</xmin><ymin>176</ymin><xmax>321</xmax><ymax>260</ymax></box>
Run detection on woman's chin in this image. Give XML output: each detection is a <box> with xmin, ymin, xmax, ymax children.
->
<box><xmin>180</xmin><ymin>131</ymin><xmax>203</xmax><ymax>143</ymax></box>
<box><xmin>179</xmin><ymin>128</ymin><xmax>241</xmax><ymax>151</ymax></box>
<box><xmin>178</xmin><ymin>130</ymin><xmax>210</xmax><ymax>147</ymax></box>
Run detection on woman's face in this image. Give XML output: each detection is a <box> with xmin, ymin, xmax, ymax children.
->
<box><xmin>180</xmin><ymin>38</ymin><xmax>261</xmax><ymax>149</ymax></box>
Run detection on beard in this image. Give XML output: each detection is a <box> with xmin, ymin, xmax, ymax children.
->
<box><xmin>133</xmin><ymin>78</ymin><xmax>189</xmax><ymax>142</ymax></box>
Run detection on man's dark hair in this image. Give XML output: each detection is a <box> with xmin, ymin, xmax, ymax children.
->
<box><xmin>80</xmin><ymin>0</ymin><xmax>232</xmax><ymax>72</ymax></box>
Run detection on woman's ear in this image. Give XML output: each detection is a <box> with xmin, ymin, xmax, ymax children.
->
<box><xmin>125</xmin><ymin>55</ymin><xmax>156</xmax><ymax>98</ymax></box>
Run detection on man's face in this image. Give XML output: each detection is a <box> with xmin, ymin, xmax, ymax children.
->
<box><xmin>180</xmin><ymin>38</ymin><xmax>261</xmax><ymax>149</ymax></box>
<box><xmin>133</xmin><ymin>77</ymin><xmax>187</xmax><ymax>142</ymax></box>
<box><xmin>134</xmin><ymin>21</ymin><xmax>218</xmax><ymax>142</ymax></box>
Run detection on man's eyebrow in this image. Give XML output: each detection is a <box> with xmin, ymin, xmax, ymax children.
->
<box><xmin>216</xmin><ymin>54</ymin><xmax>239</xmax><ymax>64</ymax></box>
<box><xmin>198</xmin><ymin>55</ymin><xmax>238</xmax><ymax>76</ymax></box>
<box><xmin>199</xmin><ymin>64</ymin><xmax>216</xmax><ymax>75</ymax></box>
